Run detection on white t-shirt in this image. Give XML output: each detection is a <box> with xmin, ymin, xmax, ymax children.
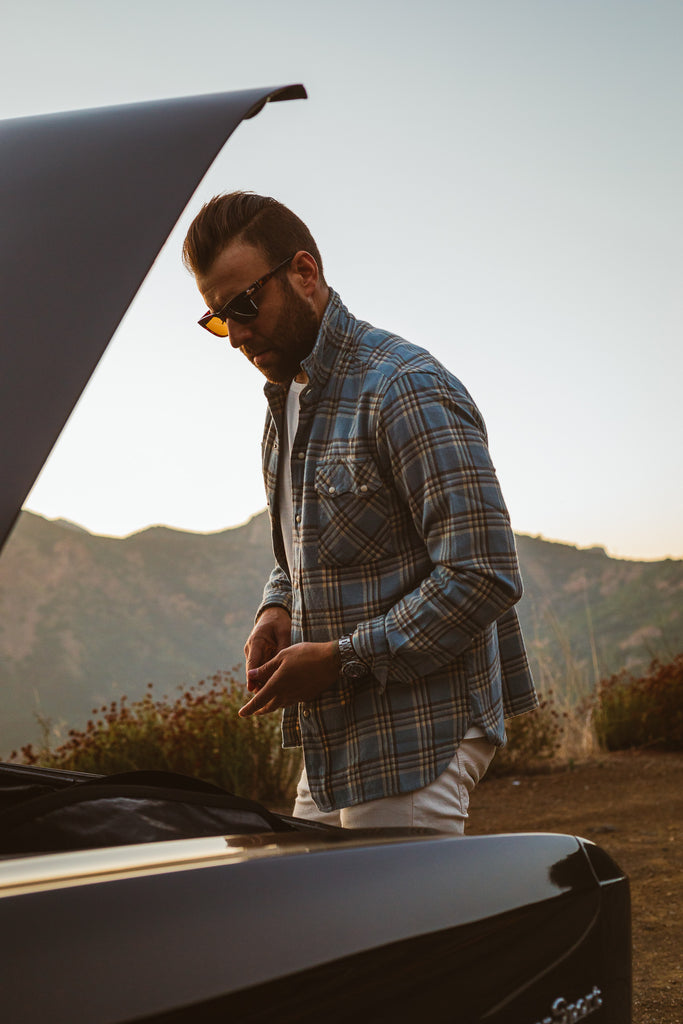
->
<box><xmin>278</xmin><ymin>379</ymin><xmax>307</xmax><ymax>577</ymax></box>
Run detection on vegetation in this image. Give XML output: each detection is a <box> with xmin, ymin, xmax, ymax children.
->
<box><xmin>9</xmin><ymin>654</ymin><xmax>683</xmax><ymax>799</ymax></box>
<box><xmin>487</xmin><ymin>691</ymin><xmax>566</xmax><ymax>776</ymax></box>
<box><xmin>593</xmin><ymin>654</ymin><xmax>683</xmax><ymax>752</ymax></box>
<box><xmin>492</xmin><ymin>651</ymin><xmax>683</xmax><ymax>774</ymax></box>
<box><xmin>12</xmin><ymin>671</ymin><xmax>302</xmax><ymax>809</ymax></box>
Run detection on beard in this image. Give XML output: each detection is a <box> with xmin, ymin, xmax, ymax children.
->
<box><xmin>252</xmin><ymin>278</ymin><xmax>321</xmax><ymax>384</ymax></box>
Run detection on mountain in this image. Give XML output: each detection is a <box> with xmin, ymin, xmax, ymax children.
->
<box><xmin>0</xmin><ymin>511</ymin><xmax>274</xmax><ymax>755</ymax></box>
<box><xmin>1</xmin><ymin>511</ymin><xmax>681</xmax><ymax>755</ymax></box>
<box><xmin>514</xmin><ymin>534</ymin><xmax>682</xmax><ymax>690</ymax></box>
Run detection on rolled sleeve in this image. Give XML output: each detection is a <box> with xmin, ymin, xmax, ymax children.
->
<box><xmin>256</xmin><ymin>563</ymin><xmax>293</xmax><ymax>622</ymax></box>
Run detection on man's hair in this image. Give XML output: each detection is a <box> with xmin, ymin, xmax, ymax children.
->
<box><xmin>182</xmin><ymin>191</ymin><xmax>325</xmax><ymax>282</ymax></box>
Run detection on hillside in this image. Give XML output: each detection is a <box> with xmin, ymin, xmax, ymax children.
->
<box><xmin>0</xmin><ymin>511</ymin><xmax>274</xmax><ymax>754</ymax></box>
<box><xmin>0</xmin><ymin>511</ymin><xmax>681</xmax><ymax>755</ymax></box>
<box><xmin>514</xmin><ymin>533</ymin><xmax>682</xmax><ymax>687</ymax></box>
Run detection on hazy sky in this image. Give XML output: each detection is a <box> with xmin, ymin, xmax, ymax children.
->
<box><xmin>2</xmin><ymin>1</ymin><xmax>681</xmax><ymax>560</ymax></box>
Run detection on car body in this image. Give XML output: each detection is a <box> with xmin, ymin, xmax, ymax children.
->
<box><xmin>0</xmin><ymin>87</ymin><xmax>631</xmax><ymax>1023</ymax></box>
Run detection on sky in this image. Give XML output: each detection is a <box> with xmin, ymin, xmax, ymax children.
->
<box><xmin>2</xmin><ymin>0</ymin><xmax>681</xmax><ymax>560</ymax></box>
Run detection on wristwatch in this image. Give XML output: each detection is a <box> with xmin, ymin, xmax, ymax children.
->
<box><xmin>338</xmin><ymin>634</ymin><xmax>369</xmax><ymax>679</ymax></box>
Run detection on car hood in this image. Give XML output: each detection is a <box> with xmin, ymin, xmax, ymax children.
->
<box><xmin>0</xmin><ymin>84</ymin><xmax>306</xmax><ymax>551</ymax></box>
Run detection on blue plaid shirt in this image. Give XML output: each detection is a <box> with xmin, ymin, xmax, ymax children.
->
<box><xmin>258</xmin><ymin>291</ymin><xmax>537</xmax><ymax>811</ymax></box>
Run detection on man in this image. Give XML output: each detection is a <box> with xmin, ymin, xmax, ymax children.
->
<box><xmin>183</xmin><ymin>192</ymin><xmax>537</xmax><ymax>831</ymax></box>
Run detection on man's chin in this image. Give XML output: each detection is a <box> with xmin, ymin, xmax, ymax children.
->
<box><xmin>253</xmin><ymin>354</ymin><xmax>302</xmax><ymax>385</ymax></box>
<box><xmin>259</xmin><ymin>364</ymin><xmax>297</xmax><ymax>385</ymax></box>
<box><xmin>251</xmin><ymin>351</ymin><xmax>281</xmax><ymax>382</ymax></box>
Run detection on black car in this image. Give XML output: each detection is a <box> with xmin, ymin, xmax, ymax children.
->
<box><xmin>0</xmin><ymin>86</ymin><xmax>631</xmax><ymax>1024</ymax></box>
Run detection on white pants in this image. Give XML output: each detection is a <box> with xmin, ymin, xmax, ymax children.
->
<box><xmin>292</xmin><ymin>737</ymin><xmax>496</xmax><ymax>834</ymax></box>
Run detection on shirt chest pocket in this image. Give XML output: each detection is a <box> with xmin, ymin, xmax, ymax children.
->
<box><xmin>314</xmin><ymin>460</ymin><xmax>392</xmax><ymax>566</ymax></box>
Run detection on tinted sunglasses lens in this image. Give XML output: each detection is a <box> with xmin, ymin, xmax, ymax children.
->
<box><xmin>225</xmin><ymin>295</ymin><xmax>259</xmax><ymax>322</ymax></box>
<box><xmin>199</xmin><ymin>312</ymin><xmax>229</xmax><ymax>337</ymax></box>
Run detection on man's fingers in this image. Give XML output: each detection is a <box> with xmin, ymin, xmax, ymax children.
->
<box><xmin>245</xmin><ymin>638</ymin><xmax>276</xmax><ymax>677</ymax></box>
<box><xmin>239</xmin><ymin>681</ymin><xmax>278</xmax><ymax>718</ymax></box>
<box><xmin>241</xmin><ymin>654</ymin><xmax>282</xmax><ymax>710</ymax></box>
<box><xmin>247</xmin><ymin>654</ymin><xmax>279</xmax><ymax>689</ymax></box>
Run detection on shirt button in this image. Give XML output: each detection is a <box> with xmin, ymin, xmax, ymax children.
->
<box><xmin>295</xmin><ymin>515</ymin><xmax>301</xmax><ymax>524</ymax></box>
<box><xmin>360</xmin><ymin>484</ymin><xmax>368</xmax><ymax>493</ymax></box>
<box><xmin>328</xmin><ymin>486</ymin><xmax>336</xmax><ymax>494</ymax></box>
<box><xmin>302</xmin><ymin>708</ymin><xmax>311</xmax><ymax>719</ymax></box>
<box><xmin>297</xmin><ymin>451</ymin><xmax>305</xmax><ymax>460</ymax></box>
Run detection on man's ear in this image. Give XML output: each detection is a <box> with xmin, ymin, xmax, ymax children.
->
<box><xmin>289</xmin><ymin>250</ymin><xmax>319</xmax><ymax>295</ymax></box>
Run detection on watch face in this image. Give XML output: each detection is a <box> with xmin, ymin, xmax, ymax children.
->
<box><xmin>342</xmin><ymin>660</ymin><xmax>368</xmax><ymax>679</ymax></box>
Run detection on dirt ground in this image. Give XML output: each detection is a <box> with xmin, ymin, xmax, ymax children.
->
<box><xmin>467</xmin><ymin>750</ymin><xmax>683</xmax><ymax>1024</ymax></box>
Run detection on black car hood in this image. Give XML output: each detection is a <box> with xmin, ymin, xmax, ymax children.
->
<box><xmin>0</xmin><ymin>84</ymin><xmax>306</xmax><ymax>550</ymax></box>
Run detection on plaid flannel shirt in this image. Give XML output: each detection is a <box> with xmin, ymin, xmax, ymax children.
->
<box><xmin>258</xmin><ymin>291</ymin><xmax>537</xmax><ymax>812</ymax></box>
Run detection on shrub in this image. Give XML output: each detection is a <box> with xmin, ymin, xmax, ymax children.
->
<box><xmin>14</xmin><ymin>671</ymin><xmax>301</xmax><ymax>809</ymax></box>
<box><xmin>593</xmin><ymin>653</ymin><xmax>683</xmax><ymax>751</ymax></box>
<box><xmin>487</xmin><ymin>692</ymin><xmax>564</xmax><ymax>776</ymax></box>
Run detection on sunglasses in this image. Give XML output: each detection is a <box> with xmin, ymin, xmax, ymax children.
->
<box><xmin>198</xmin><ymin>254</ymin><xmax>295</xmax><ymax>337</ymax></box>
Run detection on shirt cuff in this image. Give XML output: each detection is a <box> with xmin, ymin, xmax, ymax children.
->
<box><xmin>353</xmin><ymin>615</ymin><xmax>414</xmax><ymax>691</ymax></box>
<box><xmin>255</xmin><ymin>597</ymin><xmax>293</xmax><ymax>623</ymax></box>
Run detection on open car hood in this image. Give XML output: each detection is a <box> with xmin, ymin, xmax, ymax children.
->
<box><xmin>0</xmin><ymin>84</ymin><xmax>306</xmax><ymax>551</ymax></box>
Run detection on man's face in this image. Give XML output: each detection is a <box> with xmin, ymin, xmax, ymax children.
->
<box><xmin>197</xmin><ymin>240</ymin><xmax>320</xmax><ymax>384</ymax></box>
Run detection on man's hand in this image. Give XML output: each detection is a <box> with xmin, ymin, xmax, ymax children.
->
<box><xmin>244</xmin><ymin>606</ymin><xmax>292</xmax><ymax>692</ymax></box>
<box><xmin>239</xmin><ymin>640</ymin><xmax>340</xmax><ymax>717</ymax></box>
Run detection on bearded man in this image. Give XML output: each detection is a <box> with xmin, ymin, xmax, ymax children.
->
<box><xmin>182</xmin><ymin>192</ymin><xmax>537</xmax><ymax>831</ymax></box>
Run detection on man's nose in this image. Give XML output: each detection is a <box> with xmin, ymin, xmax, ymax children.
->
<box><xmin>227</xmin><ymin>319</ymin><xmax>252</xmax><ymax>350</ymax></box>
